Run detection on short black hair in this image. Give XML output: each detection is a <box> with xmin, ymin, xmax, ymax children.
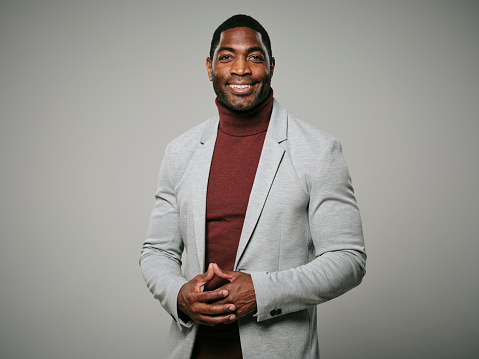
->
<box><xmin>210</xmin><ymin>14</ymin><xmax>273</xmax><ymax>62</ymax></box>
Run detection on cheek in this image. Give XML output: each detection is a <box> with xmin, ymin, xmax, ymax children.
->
<box><xmin>212</xmin><ymin>66</ymin><xmax>228</xmax><ymax>78</ymax></box>
<box><xmin>254</xmin><ymin>68</ymin><xmax>271</xmax><ymax>80</ymax></box>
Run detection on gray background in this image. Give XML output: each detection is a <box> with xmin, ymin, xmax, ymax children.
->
<box><xmin>1</xmin><ymin>0</ymin><xmax>478</xmax><ymax>358</ymax></box>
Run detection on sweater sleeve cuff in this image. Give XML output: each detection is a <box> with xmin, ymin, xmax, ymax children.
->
<box><xmin>251</xmin><ymin>271</ymin><xmax>284</xmax><ymax>322</ymax></box>
<box><xmin>166</xmin><ymin>279</ymin><xmax>194</xmax><ymax>330</ymax></box>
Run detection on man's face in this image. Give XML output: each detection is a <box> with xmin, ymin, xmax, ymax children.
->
<box><xmin>206</xmin><ymin>27</ymin><xmax>275</xmax><ymax>111</ymax></box>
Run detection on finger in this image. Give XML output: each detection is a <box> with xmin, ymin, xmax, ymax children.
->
<box><xmin>198</xmin><ymin>313</ymin><xmax>237</xmax><ymax>326</ymax></box>
<box><xmin>196</xmin><ymin>302</ymin><xmax>235</xmax><ymax>316</ymax></box>
<box><xmin>202</xmin><ymin>263</ymin><xmax>216</xmax><ymax>282</ymax></box>
<box><xmin>195</xmin><ymin>289</ymin><xmax>229</xmax><ymax>303</ymax></box>
<box><xmin>187</xmin><ymin>302</ymin><xmax>235</xmax><ymax>324</ymax></box>
<box><xmin>195</xmin><ymin>263</ymin><xmax>216</xmax><ymax>291</ymax></box>
<box><xmin>211</xmin><ymin>263</ymin><xmax>235</xmax><ymax>281</ymax></box>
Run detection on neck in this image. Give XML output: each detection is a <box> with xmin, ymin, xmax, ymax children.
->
<box><xmin>215</xmin><ymin>89</ymin><xmax>274</xmax><ymax>136</ymax></box>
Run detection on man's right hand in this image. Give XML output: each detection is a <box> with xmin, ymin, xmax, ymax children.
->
<box><xmin>177</xmin><ymin>263</ymin><xmax>237</xmax><ymax>326</ymax></box>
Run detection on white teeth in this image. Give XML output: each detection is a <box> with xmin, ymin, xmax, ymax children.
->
<box><xmin>229</xmin><ymin>84</ymin><xmax>251</xmax><ymax>89</ymax></box>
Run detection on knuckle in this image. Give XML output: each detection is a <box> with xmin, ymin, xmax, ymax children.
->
<box><xmin>206</xmin><ymin>307</ymin><xmax>215</xmax><ymax>315</ymax></box>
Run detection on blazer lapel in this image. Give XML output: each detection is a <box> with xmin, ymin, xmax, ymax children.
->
<box><xmin>234</xmin><ymin>100</ymin><xmax>288</xmax><ymax>268</ymax></box>
<box><xmin>191</xmin><ymin>115</ymin><xmax>219</xmax><ymax>272</ymax></box>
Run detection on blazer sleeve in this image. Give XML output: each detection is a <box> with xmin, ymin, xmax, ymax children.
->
<box><xmin>139</xmin><ymin>144</ymin><xmax>191</xmax><ymax>330</ymax></box>
<box><xmin>251</xmin><ymin>138</ymin><xmax>366</xmax><ymax>322</ymax></box>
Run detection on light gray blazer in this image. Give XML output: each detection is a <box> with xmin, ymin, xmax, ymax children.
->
<box><xmin>140</xmin><ymin>99</ymin><xmax>366</xmax><ymax>359</ymax></box>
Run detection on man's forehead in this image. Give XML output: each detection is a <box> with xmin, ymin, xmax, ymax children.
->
<box><xmin>217</xmin><ymin>27</ymin><xmax>265</xmax><ymax>51</ymax></box>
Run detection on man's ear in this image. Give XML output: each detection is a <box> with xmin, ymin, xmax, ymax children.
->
<box><xmin>270</xmin><ymin>57</ymin><xmax>275</xmax><ymax>78</ymax></box>
<box><xmin>206</xmin><ymin>57</ymin><xmax>213</xmax><ymax>81</ymax></box>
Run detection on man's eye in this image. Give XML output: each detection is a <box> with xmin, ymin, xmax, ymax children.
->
<box><xmin>249</xmin><ymin>55</ymin><xmax>264</xmax><ymax>62</ymax></box>
<box><xmin>219</xmin><ymin>55</ymin><xmax>233</xmax><ymax>61</ymax></box>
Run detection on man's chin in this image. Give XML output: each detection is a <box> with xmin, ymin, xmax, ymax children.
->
<box><xmin>223</xmin><ymin>95</ymin><xmax>261</xmax><ymax>111</ymax></box>
<box><xmin>220</xmin><ymin>97</ymin><xmax>256</xmax><ymax>112</ymax></box>
<box><xmin>229</xmin><ymin>103</ymin><xmax>256</xmax><ymax>112</ymax></box>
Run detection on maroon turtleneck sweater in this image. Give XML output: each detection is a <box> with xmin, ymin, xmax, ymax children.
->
<box><xmin>191</xmin><ymin>90</ymin><xmax>274</xmax><ymax>359</ymax></box>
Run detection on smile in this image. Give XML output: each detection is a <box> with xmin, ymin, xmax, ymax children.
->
<box><xmin>228</xmin><ymin>84</ymin><xmax>252</xmax><ymax>89</ymax></box>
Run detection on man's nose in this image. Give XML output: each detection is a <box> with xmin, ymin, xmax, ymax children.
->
<box><xmin>231</xmin><ymin>57</ymin><xmax>251</xmax><ymax>76</ymax></box>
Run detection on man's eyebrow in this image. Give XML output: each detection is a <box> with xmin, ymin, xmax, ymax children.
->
<box><xmin>216</xmin><ymin>46</ymin><xmax>236</xmax><ymax>54</ymax></box>
<box><xmin>216</xmin><ymin>46</ymin><xmax>266</xmax><ymax>55</ymax></box>
<box><xmin>247</xmin><ymin>46</ymin><xmax>266</xmax><ymax>55</ymax></box>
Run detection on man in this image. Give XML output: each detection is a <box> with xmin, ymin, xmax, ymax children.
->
<box><xmin>140</xmin><ymin>14</ymin><xmax>366</xmax><ymax>359</ymax></box>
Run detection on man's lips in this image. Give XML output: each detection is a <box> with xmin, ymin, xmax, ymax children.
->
<box><xmin>229</xmin><ymin>84</ymin><xmax>252</xmax><ymax>88</ymax></box>
<box><xmin>227</xmin><ymin>83</ymin><xmax>255</xmax><ymax>95</ymax></box>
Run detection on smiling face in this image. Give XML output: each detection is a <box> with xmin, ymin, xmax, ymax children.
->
<box><xmin>206</xmin><ymin>27</ymin><xmax>275</xmax><ymax>111</ymax></box>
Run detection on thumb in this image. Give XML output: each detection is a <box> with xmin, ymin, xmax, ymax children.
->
<box><xmin>196</xmin><ymin>263</ymin><xmax>215</xmax><ymax>286</ymax></box>
<box><xmin>211</xmin><ymin>263</ymin><xmax>235</xmax><ymax>282</ymax></box>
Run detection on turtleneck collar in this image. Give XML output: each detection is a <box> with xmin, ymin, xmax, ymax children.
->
<box><xmin>215</xmin><ymin>89</ymin><xmax>274</xmax><ymax>137</ymax></box>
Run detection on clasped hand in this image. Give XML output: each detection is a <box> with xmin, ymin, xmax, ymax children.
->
<box><xmin>177</xmin><ymin>263</ymin><xmax>257</xmax><ymax>326</ymax></box>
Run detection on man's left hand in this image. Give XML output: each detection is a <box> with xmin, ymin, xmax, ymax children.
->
<box><xmin>211</xmin><ymin>263</ymin><xmax>257</xmax><ymax>319</ymax></box>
